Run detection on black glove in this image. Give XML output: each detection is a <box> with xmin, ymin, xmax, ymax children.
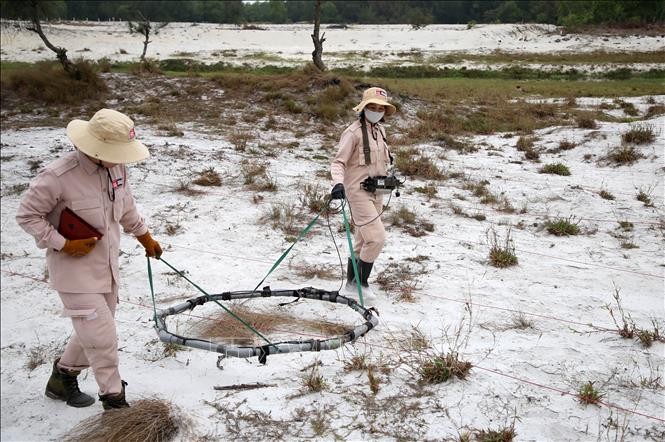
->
<box><xmin>330</xmin><ymin>183</ymin><xmax>345</xmax><ymax>200</ymax></box>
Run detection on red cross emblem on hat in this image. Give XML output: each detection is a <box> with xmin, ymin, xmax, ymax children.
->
<box><xmin>375</xmin><ymin>89</ymin><xmax>387</xmax><ymax>97</ymax></box>
<box><xmin>129</xmin><ymin>128</ymin><xmax>136</xmax><ymax>140</ymax></box>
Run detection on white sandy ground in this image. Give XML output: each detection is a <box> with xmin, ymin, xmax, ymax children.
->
<box><xmin>1</xmin><ymin>21</ymin><xmax>664</xmax><ymax>71</ymax></box>
<box><xmin>1</xmin><ymin>22</ymin><xmax>665</xmax><ymax>442</ymax></box>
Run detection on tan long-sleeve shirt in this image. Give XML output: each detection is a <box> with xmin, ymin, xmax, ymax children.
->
<box><xmin>16</xmin><ymin>150</ymin><xmax>147</xmax><ymax>293</ymax></box>
<box><xmin>331</xmin><ymin>119</ymin><xmax>390</xmax><ymax>202</ymax></box>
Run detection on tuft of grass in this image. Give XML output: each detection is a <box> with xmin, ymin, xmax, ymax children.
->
<box><xmin>241</xmin><ymin>161</ymin><xmax>277</xmax><ymax>192</ymax></box>
<box><xmin>621</xmin><ymin>124</ymin><xmax>656</xmax><ymax>145</ymax></box>
<box><xmin>545</xmin><ymin>216</ymin><xmax>580</xmax><ymax>236</ymax></box>
<box><xmin>578</xmin><ymin>381</ymin><xmax>603</xmax><ymax>406</ymax></box>
<box><xmin>298</xmin><ymin>183</ymin><xmax>330</xmax><ymax>214</ymax></box>
<box><xmin>635</xmin><ymin>185</ymin><xmax>654</xmax><ymax>207</ymax></box>
<box><xmin>558</xmin><ymin>139</ymin><xmax>577</xmax><ymax>150</ymax></box>
<box><xmin>487</xmin><ymin>227</ymin><xmax>518</xmax><ymax>268</ymax></box>
<box><xmin>367</xmin><ymin>366</ymin><xmax>380</xmax><ymax>394</ymax></box>
<box><xmin>645</xmin><ymin>104</ymin><xmax>665</xmax><ymax>119</ymax></box>
<box><xmin>229</xmin><ymin>130</ymin><xmax>252</xmax><ymax>151</ymax></box>
<box><xmin>63</xmin><ymin>399</ymin><xmax>185</xmax><ymax>442</ymax></box>
<box><xmin>618</xmin><ymin>220</ymin><xmax>634</xmax><ymax>231</ymax></box>
<box><xmin>173</xmin><ymin>180</ymin><xmax>205</xmax><ymax>196</ymax></box>
<box><xmin>394</xmin><ymin>147</ymin><xmax>445</xmax><ymax>180</ymax></box>
<box><xmin>192</xmin><ymin>167</ymin><xmax>222</xmax><ymax>186</ymax></box>
<box><xmin>515</xmin><ymin>136</ymin><xmax>539</xmax><ymax>160</ymax></box>
<box><xmin>539</xmin><ymin>163</ymin><xmax>571</xmax><ymax>176</ymax></box>
<box><xmin>599</xmin><ymin>189</ymin><xmax>615</xmax><ymax>200</ymax></box>
<box><xmin>604</xmin><ymin>145</ymin><xmax>645</xmax><ymax>166</ymax></box>
<box><xmin>386</xmin><ymin>206</ymin><xmax>434</xmax><ymax>237</ymax></box>
<box><xmin>418</xmin><ymin>352</ymin><xmax>472</xmax><ymax>384</ymax></box>
<box><xmin>414</xmin><ymin>183</ymin><xmax>439</xmax><ymax>199</ymax></box>
<box><xmin>473</xmin><ymin>426</ymin><xmax>517</xmax><ymax>442</ymax></box>
<box><xmin>343</xmin><ymin>354</ymin><xmax>369</xmax><ymax>372</ymax></box>
<box><xmin>375</xmin><ymin>261</ymin><xmax>424</xmax><ymax>302</ymax></box>
<box><xmin>303</xmin><ymin>365</ymin><xmax>327</xmax><ymax>393</ymax></box>
<box><xmin>576</xmin><ymin>116</ymin><xmax>598</xmax><ymax>129</ymax></box>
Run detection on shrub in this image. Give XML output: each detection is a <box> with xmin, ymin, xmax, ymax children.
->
<box><xmin>545</xmin><ymin>217</ymin><xmax>580</xmax><ymax>236</ymax></box>
<box><xmin>5</xmin><ymin>59</ymin><xmax>107</xmax><ymax>105</ymax></box>
<box><xmin>636</xmin><ymin>186</ymin><xmax>654</xmax><ymax>207</ymax></box>
<box><xmin>539</xmin><ymin>163</ymin><xmax>571</xmax><ymax>176</ymax></box>
<box><xmin>645</xmin><ymin>104</ymin><xmax>665</xmax><ymax>119</ymax></box>
<box><xmin>298</xmin><ymin>183</ymin><xmax>330</xmax><ymax>214</ymax></box>
<box><xmin>621</xmin><ymin>124</ymin><xmax>656</xmax><ymax>145</ymax></box>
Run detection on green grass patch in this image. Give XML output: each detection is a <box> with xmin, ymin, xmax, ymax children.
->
<box><xmin>539</xmin><ymin>163</ymin><xmax>571</xmax><ymax>176</ymax></box>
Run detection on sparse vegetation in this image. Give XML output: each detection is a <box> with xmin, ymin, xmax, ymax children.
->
<box><xmin>375</xmin><ymin>261</ymin><xmax>425</xmax><ymax>301</ymax></box>
<box><xmin>487</xmin><ymin>227</ymin><xmax>518</xmax><ymax>268</ymax></box>
<box><xmin>599</xmin><ymin>189</ymin><xmax>615</xmax><ymax>200</ymax></box>
<box><xmin>545</xmin><ymin>216</ymin><xmax>580</xmax><ymax>236</ymax></box>
<box><xmin>603</xmin><ymin>145</ymin><xmax>645</xmax><ymax>166</ymax></box>
<box><xmin>241</xmin><ymin>160</ymin><xmax>277</xmax><ymax>192</ymax></box>
<box><xmin>636</xmin><ymin>185</ymin><xmax>655</xmax><ymax>207</ymax></box>
<box><xmin>192</xmin><ymin>167</ymin><xmax>222</xmax><ymax>186</ymax></box>
<box><xmin>394</xmin><ymin>147</ymin><xmax>445</xmax><ymax>180</ymax></box>
<box><xmin>417</xmin><ymin>352</ymin><xmax>472</xmax><ymax>385</ymax></box>
<box><xmin>576</xmin><ymin>116</ymin><xmax>597</xmax><ymax>129</ymax></box>
<box><xmin>303</xmin><ymin>365</ymin><xmax>327</xmax><ymax>393</ymax></box>
<box><xmin>578</xmin><ymin>381</ymin><xmax>603</xmax><ymax>405</ymax></box>
<box><xmin>386</xmin><ymin>206</ymin><xmax>434</xmax><ymax>237</ymax></box>
<box><xmin>539</xmin><ymin>163</ymin><xmax>571</xmax><ymax>176</ymax></box>
<box><xmin>621</xmin><ymin>124</ymin><xmax>656</xmax><ymax>145</ymax></box>
<box><xmin>558</xmin><ymin>139</ymin><xmax>576</xmax><ymax>150</ymax></box>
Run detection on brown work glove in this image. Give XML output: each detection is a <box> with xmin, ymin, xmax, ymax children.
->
<box><xmin>136</xmin><ymin>231</ymin><xmax>162</xmax><ymax>259</ymax></box>
<box><xmin>61</xmin><ymin>237</ymin><xmax>97</xmax><ymax>257</ymax></box>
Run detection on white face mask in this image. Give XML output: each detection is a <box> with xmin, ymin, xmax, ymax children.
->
<box><xmin>364</xmin><ymin>109</ymin><xmax>385</xmax><ymax>124</ymax></box>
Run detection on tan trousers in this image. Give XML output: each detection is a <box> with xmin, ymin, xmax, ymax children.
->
<box><xmin>349</xmin><ymin>196</ymin><xmax>386</xmax><ymax>263</ymax></box>
<box><xmin>57</xmin><ymin>284</ymin><xmax>123</xmax><ymax>395</ymax></box>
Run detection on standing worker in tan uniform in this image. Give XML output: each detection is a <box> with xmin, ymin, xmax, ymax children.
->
<box><xmin>330</xmin><ymin>87</ymin><xmax>397</xmax><ymax>301</ymax></box>
<box><xmin>16</xmin><ymin>109</ymin><xmax>162</xmax><ymax>410</ymax></box>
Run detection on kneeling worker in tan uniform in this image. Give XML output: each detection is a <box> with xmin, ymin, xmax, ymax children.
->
<box><xmin>17</xmin><ymin>109</ymin><xmax>162</xmax><ymax>410</ymax></box>
<box><xmin>330</xmin><ymin>87</ymin><xmax>397</xmax><ymax>302</ymax></box>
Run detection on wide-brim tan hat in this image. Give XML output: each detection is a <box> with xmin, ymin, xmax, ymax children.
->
<box><xmin>352</xmin><ymin>87</ymin><xmax>397</xmax><ymax>116</ymax></box>
<box><xmin>66</xmin><ymin>109</ymin><xmax>149</xmax><ymax>164</ymax></box>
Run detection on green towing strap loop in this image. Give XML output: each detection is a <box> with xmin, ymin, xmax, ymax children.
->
<box><xmin>251</xmin><ymin>207</ymin><xmax>325</xmax><ymax>293</ymax></box>
<box><xmin>341</xmin><ymin>203</ymin><xmax>364</xmax><ymax>307</ymax></box>
<box><xmin>147</xmin><ymin>256</ymin><xmax>158</xmax><ymax>327</ymax></box>
<box><xmin>147</xmin><ymin>256</ymin><xmax>279</xmax><ymax>352</ymax></box>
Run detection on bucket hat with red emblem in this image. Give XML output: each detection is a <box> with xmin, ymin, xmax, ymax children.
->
<box><xmin>352</xmin><ymin>87</ymin><xmax>396</xmax><ymax>116</ymax></box>
<box><xmin>66</xmin><ymin>109</ymin><xmax>149</xmax><ymax>164</ymax></box>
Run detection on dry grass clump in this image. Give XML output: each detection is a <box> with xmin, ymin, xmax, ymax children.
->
<box><xmin>614</xmin><ymin>99</ymin><xmax>639</xmax><ymax>116</ymax></box>
<box><xmin>197</xmin><ymin>304</ymin><xmax>350</xmax><ymax>346</ymax></box>
<box><xmin>606</xmin><ymin>285</ymin><xmax>665</xmax><ymax>348</ymax></box>
<box><xmin>636</xmin><ymin>185</ymin><xmax>655</xmax><ymax>207</ymax></box>
<box><xmin>461</xmin><ymin>426</ymin><xmax>517</xmax><ymax>442</ymax></box>
<box><xmin>558</xmin><ymin>139</ymin><xmax>577</xmax><ymax>150</ymax></box>
<box><xmin>644</xmin><ymin>104</ymin><xmax>665</xmax><ymax>119</ymax></box>
<box><xmin>417</xmin><ymin>352</ymin><xmax>472</xmax><ymax>385</ymax></box>
<box><xmin>229</xmin><ymin>130</ymin><xmax>253</xmax><ymax>151</ymax></box>
<box><xmin>290</xmin><ymin>262</ymin><xmax>337</xmax><ymax>280</ymax></box>
<box><xmin>386</xmin><ymin>206</ymin><xmax>435</xmax><ymax>237</ymax></box>
<box><xmin>438</xmin><ymin>134</ymin><xmax>478</xmax><ymax>154</ymax></box>
<box><xmin>375</xmin><ymin>261</ymin><xmax>425</xmax><ymax>302</ymax></box>
<box><xmin>598</xmin><ymin>189</ymin><xmax>615</xmax><ymax>200</ymax></box>
<box><xmin>602</xmin><ymin>145</ymin><xmax>645</xmax><ymax>166</ymax></box>
<box><xmin>539</xmin><ymin>163</ymin><xmax>571</xmax><ymax>176</ymax></box>
<box><xmin>3</xmin><ymin>59</ymin><xmax>107</xmax><ymax>105</ymax></box>
<box><xmin>487</xmin><ymin>227</ymin><xmax>518</xmax><ymax>268</ymax></box>
<box><xmin>241</xmin><ymin>160</ymin><xmax>277</xmax><ymax>192</ymax></box>
<box><xmin>298</xmin><ymin>183</ymin><xmax>331</xmax><ymax>214</ymax></box>
<box><xmin>394</xmin><ymin>147</ymin><xmax>445</xmax><ymax>180</ymax></box>
<box><xmin>515</xmin><ymin>136</ymin><xmax>540</xmax><ymax>160</ymax></box>
<box><xmin>260</xmin><ymin>203</ymin><xmax>302</xmax><ymax>236</ymax></box>
<box><xmin>192</xmin><ymin>167</ymin><xmax>222</xmax><ymax>186</ymax></box>
<box><xmin>173</xmin><ymin>180</ymin><xmax>205</xmax><ymax>196</ymax></box>
<box><xmin>621</xmin><ymin>124</ymin><xmax>656</xmax><ymax>145</ymax></box>
<box><xmin>545</xmin><ymin>216</ymin><xmax>580</xmax><ymax>236</ymax></box>
<box><xmin>63</xmin><ymin>399</ymin><xmax>185</xmax><ymax>442</ymax></box>
<box><xmin>576</xmin><ymin>116</ymin><xmax>598</xmax><ymax>129</ymax></box>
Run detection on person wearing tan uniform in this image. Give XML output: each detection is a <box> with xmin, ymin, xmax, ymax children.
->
<box><xmin>330</xmin><ymin>87</ymin><xmax>397</xmax><ymax>301</ymax></box>
<box><xmin>16</xmin><ymin>109</ymin><xmax>162</xmax><ymax>410</ymax></box>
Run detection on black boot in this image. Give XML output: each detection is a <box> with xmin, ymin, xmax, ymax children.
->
<box><xmin>346</xmin><ymin>257</ymin><xmax>357</xmax><ymax>284</ymax></box>
<box><xmin>99</xmin><ymin>380</ymin><xmax>130</xmax><ymax>410</ymax></box>
<box><xmin>45</xmin><ymin>358</ymin><xmax>95</xmax><ymax>408</ymax></box>
<box><xmin>359</xmin><ymin>259</ymin><xmax>374</xmax><ymax>289</ymax></box>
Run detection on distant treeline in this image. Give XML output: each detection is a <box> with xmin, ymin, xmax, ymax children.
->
<box><xmin>1</xmin><ymin>1</ymin><xmax>663</xmax><ymax>27</ymax></box>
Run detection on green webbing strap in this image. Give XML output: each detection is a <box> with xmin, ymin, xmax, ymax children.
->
<box><xmin>341</xmin><ymin>203</ymin><xmax>364</xmax><ymax>307</ymax></box>
<box><xmin>251</xmin><ymin>209</ymin><xmax>324</xmax><ymax>293</ymax></box>
<box><xmin>148</xmin><ymin>256</ymin><xmax>279</xmax><ymax>352</ymax></box>
<box><xmin>147</xmin><ymin>257</ymin><xmax>158</xmax><ymax>327</ymax></box>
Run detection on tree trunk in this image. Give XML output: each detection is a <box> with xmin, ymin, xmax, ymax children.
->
<box><xmin>311</xmin><ymin>0</ymin><xmax>326</xmax><ymax>71</ymax></box>
<box><xmin>140</xmin><ymin>25</ymin><xmax>150</xmax><ymax>63</ymax></box>
<box><xmin>26</xmin><ymin>1</ymin><xmax>80</xmax><ymax>79</ymax></box>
